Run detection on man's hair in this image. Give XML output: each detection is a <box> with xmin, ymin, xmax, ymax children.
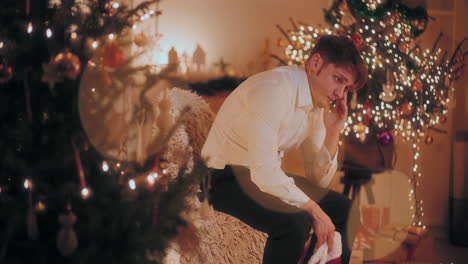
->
<box><xmin>309</xmin><ymin>35</ymin><xmax>368</xmax><ymax>91</ymax></box>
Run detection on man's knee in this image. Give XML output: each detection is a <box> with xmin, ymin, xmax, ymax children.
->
<box><xmin>270</xmin><ymin>212</ymin><xmax>311</xmax><ymax>243</ymax></box>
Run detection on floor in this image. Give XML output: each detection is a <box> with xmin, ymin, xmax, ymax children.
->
<box><xmin>430</xmin><ymin>226</ymin><xmax>468</xmax><ymax>264</ymax></box>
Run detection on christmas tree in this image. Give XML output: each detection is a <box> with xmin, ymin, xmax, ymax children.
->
<box><xmin>0</xmin><ymin>1</ymin><xmax>206</xmax><ymax>263</ymax></box>
<box><xmin>277</xmin><ymin>0</ymin><xmax>466</xmax><ymax>227</ymax></box>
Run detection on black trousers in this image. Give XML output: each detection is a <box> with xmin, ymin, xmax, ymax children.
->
<box><xmin>208</xmin><ymin>166</ymin><xmax>360</xmax><ymax>264</ymax></box>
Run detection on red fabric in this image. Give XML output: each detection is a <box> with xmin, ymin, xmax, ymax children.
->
<box><xmin>327</xmin><ymin>256</ymin><xmax>341</xmax><ymax>264</ymax></box>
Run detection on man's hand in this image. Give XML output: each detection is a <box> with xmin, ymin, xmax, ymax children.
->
<box><xmin>323</xmin><ymin>92</ymin><xmax>348</xmax><ymax>135</ymax></box>
<box><xmin>300</xmin><ymin>199</ymin><xmax>336</xmax><ymax>253</ymax></box>
<box><xmin>323</xmin><ymin>92</ymin><xmax>348</xmax><ymax>158</ymax></box>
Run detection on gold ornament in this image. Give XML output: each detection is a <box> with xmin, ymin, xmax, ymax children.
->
<box><xmin>134</xmin><ymin>33</ymin><xmax>149</xmax><ymax>47</ymax></box>
<box><xmin>424</xmin><ymin>135</ymin><xmax>433</xmax><ymax>145</ymax></box>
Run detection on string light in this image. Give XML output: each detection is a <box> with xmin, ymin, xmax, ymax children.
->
<box><xmin>0</xmin><ymin>42</ymin><xmax>4</xmax><ymax>49</ymax></box>
<box><xmin>24</xmin><ymin>178</ymin><xmax>32</xmax><ymax>189</ymax></box>
<box><xmin>27</xmin><ymin>22</ymin><xmax>33</xmax><ymax>34</ymax></box>
<box><xmin>102</xmin><ymin>161</ymin><xmax>109</xmax><ymax>172</ymax></box>
<box><xmin>81</xmin><ymin>187</ymin><xmax>91</xmax><ymax>199</ymax></box>
<box><xmin>91</xmin><ymin>40</ymin><xmax>98</xmax><ymax>49</ymax></box>
<box><xmin>128</xmin><ymin>179</ymin><xmax>136</xmax><ymax>190</ymax></box>
<box><xmin>46</xmin><ymin>28</ymin><xmax>53</xmax><ymax>38</ymax></box>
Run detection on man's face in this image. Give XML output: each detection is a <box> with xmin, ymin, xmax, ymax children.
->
<box><xmin>306</xmin><ymin>54</ymin><xmax>356</xmax><ymax>109</ymax></box>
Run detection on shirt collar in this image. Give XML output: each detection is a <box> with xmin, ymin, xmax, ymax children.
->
<box><xmin>297</xmin><ymin>67</ymin><xmax>314</xmax><ymax>112</ymax></box>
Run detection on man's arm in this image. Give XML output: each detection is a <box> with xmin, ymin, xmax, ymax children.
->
<box><xmin>245</xmin><ymin>78</ymin><xmax>310</xmax><ymax>208</ymax></box>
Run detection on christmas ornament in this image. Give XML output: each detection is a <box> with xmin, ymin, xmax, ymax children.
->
<box><xmin>364</xmin><ymin>98</ymin><xmax>372</xmax><ymax>125</ymax></box>
<box><xmin>351</xmin><ymin>33</ymin><xmax>363</xmax><ymax>50</ymax></box>
<box><xmin>377</xmin><ymin>130</ymin><xmax>393</xmax><ymax>146</ymax></box>
<box><xmin>338</xmin><ymin>1</ymin><xmax>355</xmax><ymax>27</ymax></box>
<box><xmin>424</xmin><ymin>135</ymin><xmax>433</xmax><ymax>145</ymax></box>
<box><xmin>440</xmin><ymin>115</ymin><xmax>447</xmax><ymax>124</ymax></box>
<box><xmin>134</xmin><ymin>32</ymin><xmax>149</xmax><ymax>47</ymax></box>
<box><xmin>57</xmin><ymin>205</ymin><xmax>78</xmax><ymax>256</ymax></box>
<box><xmin>0</xmin><ymin>64</ymin><xmax>13</xmax><ymax>83</ymax></box>
<box><xmin>338</xmin><ymin>1</ymin><xmax>349</xmax><ymax>11</ymax></box>
<box><xmin>102</xmin><ymin>43</ymin><xmax>125</xmax><ymax>69</ymax></box>
<box><xmin>412</xmin><ymin>79</ymin><xmax>422</xmax><ymax>92</ymax></box>
<box><xmin>400</xmin><ymin>101</ymin><xmax>413</xmax><ymax>116</ymax></box>
<box><xmin>350</xmin><ymin>91</ymin><xmax>357</xmax><ymax>110</ymax></box>
<box><xmin>53</xmin><ymin>52</ymin><xmax>81</xmax><ymax>79</ymax></box>
<box><xmin>99</xmin><ymin>70</ymin><xmax>112</xmax><ymax>88</ymax></box>
<box><xmin>399</xmin><ymin>42</ymin><xmax>409</xmax><ymax>53</ymax></box>
<box><xmin>42</xmin><ymin>52</ymin><xmax>81</xmax><ymax>88</ymax></box>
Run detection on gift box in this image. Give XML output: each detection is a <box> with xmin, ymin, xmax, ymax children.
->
<box><xmin>361</xmin><ymin>206</ymin><xmax>391</xmax><ymax>231</ymax></box>
<box><xmin>363</xmin><ymin>225</ymin><xmax>433</xmax><ymax>263</ymax></box>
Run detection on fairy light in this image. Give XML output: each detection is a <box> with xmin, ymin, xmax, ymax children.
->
<box><xmin>46</xmin><ymin>28</ymin><xmax>53</xmax><ymax>38</ymax></box>
<box><xmin>24</xmin><ymin>178</ymin><xmax>32</xmax><ymax>189</ymax></box>
<box><xmin>102</xmin><ymin>161</ymin><xmax>109</xmax><ymax>172</ymax></box>
<box><xmin>27</xmin><ymin>22</ymin><xmax>33</xmax><ymax>34</ymax></box>
<box><xmin>108</xmin><ymin>33</ymin><xmax>115</xmax><ymax>40</ymax></box>
<box><xmin>0</xmin><ymin>42</ymin><xmax>3</xmax><ymax>49</ymax></box>
<box><xmin>91</xmin><ymin>40</ymin><xmax>98</xmax><ymax>49</ymax></box>
<box><xmin>129</xmin><ymin>179</ymin><xmax>136</xmax><ymax>190</ymax></box>
<box><xmin>81</xmin><ymin>187</ymin><xmax>91</xmax><ymax>199</ymax></box>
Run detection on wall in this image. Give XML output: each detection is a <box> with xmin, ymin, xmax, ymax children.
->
<box><xmin>129</xmin><ymin>0</ymin><xmax>467</xmax><ymax>228</ymax></box>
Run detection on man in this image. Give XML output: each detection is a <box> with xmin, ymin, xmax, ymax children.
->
<box><xmin>201</xmin><ymin>35</ymin><xmax>367</xmax><ymax>264</ymax></box>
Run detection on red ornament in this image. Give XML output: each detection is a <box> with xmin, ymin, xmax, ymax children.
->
<box><xmin>102</xmin><ymin>43</ymin><xmax>125</xmax><ymax>69</ymax></box>
<box><xmin>412</xmin><ymin>79</ymin><xmax>423</xmax><ymax>92</ymax></box>
<box><xmin>364</xmin><ymin>98</ymin><xmax>372</xmax><ymax>125</ymax></box>
<box><xmin>99</xmin><ymin>71</ymin><xmax>112</xmax><ymax>88</ymax></box>
<box><xmin>46</xmin><ymin>52</ymin><xmax>81</xmax><ymax>80</ymax></box>
<box><xmin>351</xmin><ymin>33</ymin><xmax>363</xmax><ymax>50</ymax></box>
<box><xmin>400</xmin><ymin>101</ymin><xmax>413</xmax><ymax>116</ymax></box>
<box><xmin>0</xmin><ymin>64</ymin><xmax>13</xmax><ymax>83</ymax></box>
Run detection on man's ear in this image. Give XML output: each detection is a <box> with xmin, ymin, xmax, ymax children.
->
<box><xmin>306</xmin><ymin>53</ymin><xmax>323</xmax><ymax>73</ymax></box>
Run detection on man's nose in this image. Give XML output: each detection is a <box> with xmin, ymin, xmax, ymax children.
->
<box><xmin>334</xmin><ymin>86</ymin><xmax>346</xmax><ymax>99</ymax></box>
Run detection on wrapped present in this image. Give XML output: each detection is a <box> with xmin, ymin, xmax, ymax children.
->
<box><xmin>361</xmin><ymin>206</ymin><xmax>391</xmax><ymax>231</ymax></box>
<box><xmin>363</xmin><ymin>225</ymin><xmax>433</xmax><ymax>263</ymax></box>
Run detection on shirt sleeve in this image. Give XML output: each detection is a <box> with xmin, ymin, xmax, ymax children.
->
<box><xmin>300</xmin><ymin>134</ymin><xmax>339</xmax><ymax>188</ymax></box>
<box><xmin>245</xmin><ymin>78</ymin><xmax>310</xmax><ymax>208</ymax></box>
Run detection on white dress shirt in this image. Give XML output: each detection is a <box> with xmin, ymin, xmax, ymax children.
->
<box><xmin>201</xmin><ymin>65</ymin><xmax>338</xmax><ymax>208</ymax></box>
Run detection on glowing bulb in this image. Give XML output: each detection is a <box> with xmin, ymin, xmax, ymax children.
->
<box><xmin>27</xmin><ymin>22</ymin><xmax>33</xmax><ymax>34</ymax></box>
<box><xmin>162</xmin><ymin>169</ymin><xmax>168</xmax><ymax>175</ymax></box>
<box><xmin>71</xmin><ymin>32</ymin><xmax>78</xmax><ymax>39</ymax></box>
<box><xmin>147</xmin><ymin>174</ymin><xmax>155</xmax><ymax>184</ymax></box>
<box><xmin>24</xmin><ymin>179</ymin><xmax>32</xmax><ymax>189</ymax></box>
<box><xmin>91</xmin><ymin>41</ymin><xmax>98</xmax><ymax>49</ymax></box>
<box><xmin>108</xmin><ymin>33</ymin><xmax>115</xmax><ymax>40</ymax></box>
<box><xmin>102</xmin><ymin>161</ymin><xmax>109</xmax><ymax>172</ymax></box>
<box><xmin>129</xmin><ymin>179</ymin><xmax>136</xmax><ymax>190</ymax></box>
<box><xmin>0</xmin><ymin>42</ymin><xmax>4</xmax><ymax>49</ymax></box>
<box><xmin>81</xmin><ymin>187</ymin><xmax>91</xmax><ymax>199</ymax></box>
<box><xmin>46</xmin><ymin>28</ymin><xmax>52</xmax><ymax>38</ymax></box>
<box><xmin>112</xmin><ymin>2</ymin><xmax>120</xmax><ymax>8</ymax></box>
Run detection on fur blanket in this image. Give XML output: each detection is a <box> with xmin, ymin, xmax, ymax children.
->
<box><xmin>161</xmin><ymin>87</ymin><xmax>267</xmax><ymax>264</ymax></box>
